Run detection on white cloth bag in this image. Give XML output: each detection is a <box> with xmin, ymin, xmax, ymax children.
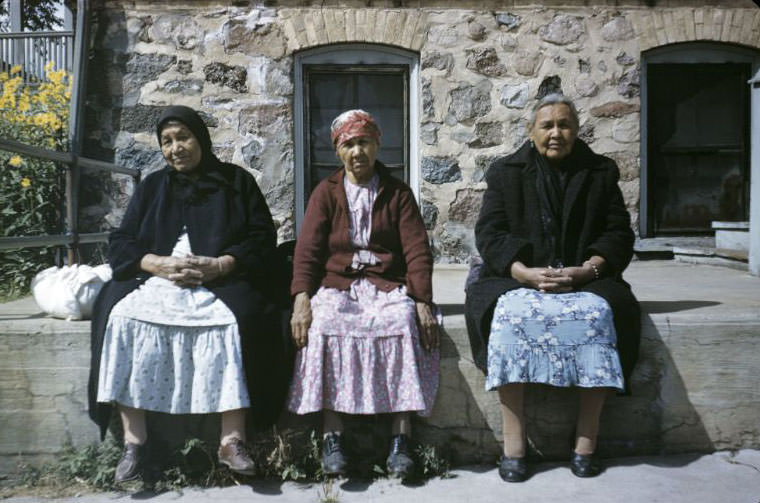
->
<box><xmin>31</xmin><ymin>264</ymin><xmax>112</xmax><ymax>320</ymax></box>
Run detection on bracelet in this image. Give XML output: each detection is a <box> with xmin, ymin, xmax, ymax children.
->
<box><xmin>584</xmin><ymin>261</ymin><xmax>600</xmax><ymax>280</ymax></box>
<box><xmin>217</xmin><ymin>257</ymin><xmax>224</xmax><ymax>275</ymax></box>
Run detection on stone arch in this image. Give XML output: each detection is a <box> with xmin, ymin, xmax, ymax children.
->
<box><xmin>632</xmin><ymin>7</ymin><xmax>760</xmax><ymax>52</ymax></box>
<box><xmin>279</xmin><ymin>9</ymin><xmax>429</xmax><ymax>55</ymax></box>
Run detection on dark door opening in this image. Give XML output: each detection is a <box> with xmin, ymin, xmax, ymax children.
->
<box><xmin>647</xmin><ymin>63</ymin><xmax>750</xmax><ymax>235</ymax></box>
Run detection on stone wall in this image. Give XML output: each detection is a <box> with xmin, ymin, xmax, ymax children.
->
<box><xmin>82</xmin><ymin>1</ymin><xmax>760</xmax><ymax>261</ymax></box>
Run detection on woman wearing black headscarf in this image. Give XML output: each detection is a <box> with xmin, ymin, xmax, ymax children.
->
<box><xmin>88</xmin><ymin>106</ymin><xmax>287</xmax><ymax>481</ymax></box>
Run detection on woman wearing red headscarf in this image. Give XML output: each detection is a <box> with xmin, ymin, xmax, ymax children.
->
<box><xmin>287</xmin><ymin>110</ymin><xmax>439</xmax><ymax>479</ymax></box>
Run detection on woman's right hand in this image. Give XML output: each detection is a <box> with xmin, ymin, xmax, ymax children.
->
<box><xmin>510</xmin><ymin>261</ymin><xmax>572</xmax><ymax>293</ymax></box>
<box><xmin>140</xmin><ymin>254</ymin><xmax>202</xmax><ymax>287</ymax></box>
<box><xmin>290</xmin><ymin>292</ymin><xmax>312</xmax><ymax>349</ymax></box>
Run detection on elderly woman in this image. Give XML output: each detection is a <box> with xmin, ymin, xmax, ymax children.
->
<box><xmin>465</xmin><ymin>94</ymin><xmax>640</xmax><ymax>481</ymax></box>
<box><xmin>88</xmin><ymin>106</ymin><xmax>287</xmax><ymax>482</ymax></box>
<box><xmin>287</xmin><ymin>110</ymin><xmax>439</xmax><ymax>479</ymax></box>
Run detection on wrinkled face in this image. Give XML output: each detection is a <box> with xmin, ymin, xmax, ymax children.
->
<box><xmin>160</xmin><ymin>122</ymin><xmax>203</xmax><ymax>174</ymax></box>
<box><xmin>529</xmin><ymin>103</ymin><xmax>579</xmax><ymax>163</ymax></box>
<box><xmin>336</xmin><ymin>136</ymin><xmax>379</xmax><ymax>184</ymax></box>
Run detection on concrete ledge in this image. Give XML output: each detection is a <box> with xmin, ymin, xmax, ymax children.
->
<box><xmin>1</xmin><ymin>261</ymin><xmax>759</xmax><ymax>473</ymax></box>
<box><xmin>0</xmin><ymin>302</ymin><xmax>96</xmax><ymax>474</ymax></box>
<box><xmin>712</xmin><ymin>220</ymin><xmax>750</xmax><ymax>252</ymax></box>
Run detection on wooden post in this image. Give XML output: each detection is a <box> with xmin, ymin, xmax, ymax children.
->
<box><xmin>749</xmin><ymin>70</ymin><xmax>760</xmax><ymax>276</ymax></box>
<box><xmin>9</xmin><ymin>0</ymin><xmax>23</xmax><ymax>69</ymax></box>
<box><xmin>64</xmin><ymin>2</ymin><xmax>74</xmax><ymax>71</ymax></box>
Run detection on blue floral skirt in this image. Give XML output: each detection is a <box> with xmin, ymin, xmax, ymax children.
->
<box><xmin>486</xmin><ymin>288</ymin><xmax>624</xmax><ymax>391</ymax></box>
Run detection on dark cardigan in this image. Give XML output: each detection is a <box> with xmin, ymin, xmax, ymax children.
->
<box><xmin>291</xmin><ymin>161</ymin><xmax>433</xmax><ymax>304</ymax></box>
<box><xmin>464</xmin><ymin>140</ymin><xmax>641</xmax><ymax>391</ymax></box>
<box><xmin>88</xmin><ymin>162</ymin><xmax>290</xmax><ymax>439</ymax></box>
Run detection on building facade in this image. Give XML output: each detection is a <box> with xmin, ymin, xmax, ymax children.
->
<box><xmin>82</xmin><ymin>0</ymin><xmax>760</xmax><ymax>265</ymax></box>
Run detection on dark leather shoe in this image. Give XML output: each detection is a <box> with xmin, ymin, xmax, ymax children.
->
<box><xmin>115</xmin><ymin>442</ymin><xmax>144</xmax><ymax>483</ymax></box>
<box><xmin>570</xmin><ymin>452</ymin><xmax>602</xmax><ymax>478</ymax></box>
<box><xmin>498</xmin><ymin>454</ymin><xmax>528</xmax><ymax>482</ymax></box>
<box><xmin>321</xmin><ymin>432</ymin><xmax>347</xmax><ymax>476</ymax></box>
<box><xmin>386</xmin><ymin>434</ymin><xmax>415</xmax><ymax>479</ymax></box>
<box><xmin>218</xmin><ymin>438</ymin><xmax>256</xmax><ymax>475</ymax></box>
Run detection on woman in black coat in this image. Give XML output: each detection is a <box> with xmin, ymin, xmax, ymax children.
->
<box><xmin>465</xmin><ymin>94</ymin><xmax>640</xmax><ymax>481</ymax></box>
<box><xmin>88</xmin><ymin>106</ymin><xmax>288</xmax><ymax>481</ymax></box>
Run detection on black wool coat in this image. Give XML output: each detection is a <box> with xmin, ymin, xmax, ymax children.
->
<box><xmin>464</xmin><ymin>140</ymin><xmax>641</xmax><ymax>391</ymax></box>
<box><xmin>88</xmin><ymin>162</ymin><xmax>290</xmax><ymax>439</ymax></box>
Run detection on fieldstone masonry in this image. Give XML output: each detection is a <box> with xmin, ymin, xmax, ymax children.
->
<box><xmin>82</xmin><ymin>1</ymin><xmax>760</xmax><ymax>262</ymax></box>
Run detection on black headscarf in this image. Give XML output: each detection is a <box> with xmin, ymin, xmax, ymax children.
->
<box><xmin>156</xmin><ymin>105</ymin><xmax>214</xmax><ymax>160</ymax></box>
<box><xmin>156</xmin><ymin>105</ymin><xmax>227</xmax><ymax>203</ymax></box>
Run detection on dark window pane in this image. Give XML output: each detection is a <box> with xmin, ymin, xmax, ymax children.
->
<box><xmin>648</xmin><ymin>63</ymin><xmax>749</xmax><ymax>234</ymax></box>
<box><xmin>304</xmin><ymin>65</ymin><xmax>408</xmax><ymax>207</ymax></box>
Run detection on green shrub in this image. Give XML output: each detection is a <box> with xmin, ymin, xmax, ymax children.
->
<box><xmin>6</xmin><ymin>430</ymin><xmax>452</xmax><ymax>498</ymax></box>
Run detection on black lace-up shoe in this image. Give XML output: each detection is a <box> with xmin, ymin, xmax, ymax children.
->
<box><xmin>498</xmin><ymin>454</ymin><xmax>529</xmax><ymax>482</ymax></box>
<box><xmin>321</xmin><ymin>432</ymin><xmax>347</xmax><ymax>476</ymax></box>
<box><xmin>386</xmin><ymin>434</ymin><xmax>415</xmax><ymax>479</ymax></box>
<box><xmin>570</xmin><ymin>452</ymin><xmax>602</xmax><ymax>478</ymax></box>
<box><xmin>115</xmin><ymin>442</ymin><xmax>144</xmax><ymax>483</ymax></box>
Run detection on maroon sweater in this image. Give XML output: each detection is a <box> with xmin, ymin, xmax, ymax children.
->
<box><xmin>291</xmin><ymin>163</ymin><xmax>433</xmax><ymax>304</ymax></box>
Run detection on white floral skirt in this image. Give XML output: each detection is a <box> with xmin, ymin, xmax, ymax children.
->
<box><xmin>97</xmin><ymin>316</ymin><xmax>250</xmax><ymax>413</ymax></box>
<box><xmin>96</xmin><ymin>232</ymin><xmax>250</xmax><ymax>414</ymax></box>
<box><xmin>486</xmin><ymin>288</ymin><xmax>624</xmax><ymax>392</ymax></box>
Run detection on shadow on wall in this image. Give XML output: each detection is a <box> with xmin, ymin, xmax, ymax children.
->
<box><xmin>639</xmin><ymin>300</ymin><xmax>721</xmax><ymax>314</ymax></box>
<box><xmin>597</xmin><ymin>312</ymin><xmax>714</xmax><ymax>457</ymax></box>
<box><xmin>416</xmin><ymin>308</ymin><xmax>716</xmax><ymax>464</ymax></box>
<box><xmin>415</xmin><ymin>323</ymin><xmax>501</xmax><ymax>466</ymax></box>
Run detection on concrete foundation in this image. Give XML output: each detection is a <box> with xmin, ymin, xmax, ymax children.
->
<box><xmin>1</xmin><ymin>261</ymin><xmax>759</xmax><ymax>474</ymax></box>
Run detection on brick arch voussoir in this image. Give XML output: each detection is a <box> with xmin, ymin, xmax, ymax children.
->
<box><xmin>281</xmin><ymin>10</ymin><xmax>428</xmax><ymax>56</ymax></box>
<box><xmin>633</xmin><ymin>8</ymin><xmax>760</xmax><ymax>53</ymax></box>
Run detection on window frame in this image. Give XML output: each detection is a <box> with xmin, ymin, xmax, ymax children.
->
<box><xmin>293</xmin><ymin>44</ymin><xmax>420</xmax><ymax>233</ymax></box>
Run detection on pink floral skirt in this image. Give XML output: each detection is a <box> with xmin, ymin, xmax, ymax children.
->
<box><xmin>287</xmin><ymin>278</ymin><xmax>439</xmax><ymax>417</ymax></box>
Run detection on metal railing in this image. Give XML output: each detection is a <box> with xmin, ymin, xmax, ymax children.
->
<box><xmin>0</xmin><ymin>31</ymin><xmax>74</xmax><ymax>81</ymax></box>
<box><xmin>0</xmin><ymin>137</ymin><xmax>140</xmax><ymax>253</ymax></box>
<box><xmin>0</xmin><ymin>2</ymin><xmax>137</xmax><ymax>262</ymax></box>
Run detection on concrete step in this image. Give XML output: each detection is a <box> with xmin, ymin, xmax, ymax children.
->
<box><xmin>673</xmin><ymin>246</ymin><xmax>748</xmax><ymax>270</ymax></box>
<box><xmin>712</xmin><ymin>220</ymin><xmax>749</xmax><ymax>252</ymax></box>
<box><xmin>633</xmin><ymin>236</ymin><xmax>716</xmax><ymax>260</ymax></box>
<box><xmin>0</xmin><ymin>305</ymin><xmax>96</xmax><ymax>474</ymax></box>
<box><xmin>1</xmin><ymin>261</ymin><xmax>759</xmax><ymax>472</ymax></box>
<box><xmin>425</xmin><ymin>261</ymin><xmax>760</xmax><ymax>461</ymax></box>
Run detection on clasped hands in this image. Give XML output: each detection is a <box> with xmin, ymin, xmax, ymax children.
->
<box><xmin>510</xmin><ymin>261</ymin><xmax>597</xmax><ymax>293</ymax></box>
<box><xmin>140</xmin><ymin>253</ymin><xmax>235</xmax><ymax>287</ymax></box>
<box><xmin>290</xmin><ymin>291</ymin><xmax>440</xmax><ymax>352</ymax></box>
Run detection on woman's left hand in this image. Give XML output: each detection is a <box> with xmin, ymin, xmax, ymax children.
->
<box><xmin>415</xmin><ymin>302</ymin><xmax>439</xmax><ymax>352</ymax></box>
<box><xmin>558</xmin><ymin>265</ymin><xmax>596</xmax><ymax>288</ymax></box>
<box><xmin>175</xmin><ymin>254</ymin><xmax>235</xmax><ymax>285</ymax></box>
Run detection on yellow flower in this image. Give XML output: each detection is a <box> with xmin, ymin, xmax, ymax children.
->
<box><xmin>18</xmin><ymin>95</ymin><xmax>30</xmax><ymax>112</ymax></box>
<box><xmin>8</xmin><ymin>155</ymin><xmax>23</xmax><ymax>167</ymax></box>
<box><xmin>20</xmin><ymin>177</ymin><xmax>31</xmax><ymax>188</ymax></box>
<box><xmin>10</xmin><ymin>65</ymin><xmax>22</xmax><ymax>75</ymax></box>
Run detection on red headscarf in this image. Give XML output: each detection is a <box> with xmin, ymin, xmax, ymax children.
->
<box><xmin>330</xmin><ymin>109</ymin><xmax>381</xmax><ymax>147</ymax></box>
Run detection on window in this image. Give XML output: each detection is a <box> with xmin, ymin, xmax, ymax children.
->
<box><xmin>641</xmin><ymin>42</ymin><xmax>760</xmax><ymax>236</ymax></box>
<box><xmin>294</xmin><ymin>44</ymin><xmax>419</xmax><ymax>231</ymax></box>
